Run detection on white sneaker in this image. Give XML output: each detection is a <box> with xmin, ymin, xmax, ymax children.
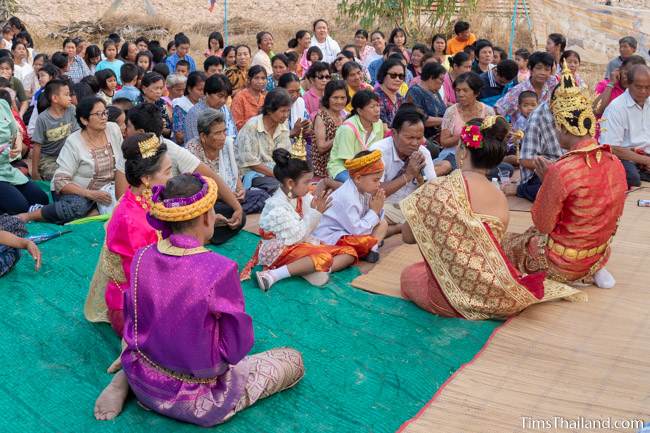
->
<box><xmin>302</xmin><ymin>272</ymin><xmax>330</xmax><ymax>287</ymax></box>
<box><xmin>594</xmin><ymin>268</ymin><xmax>616</xmax><ymax>289</ymax></box>
<box><xmin>256</xmin><ymin>271</ymin><xmax>275</xmax><ymax>292</ymax></box>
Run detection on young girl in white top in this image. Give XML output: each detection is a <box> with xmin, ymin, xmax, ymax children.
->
<box><xmin>241</xmin><ymin>148</ymin><xmax>357</xmax><ymax>290</ymax></box>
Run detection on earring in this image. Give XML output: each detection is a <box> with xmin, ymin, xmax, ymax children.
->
<box><xmin>142</xmin><ymin>181</ymin><xmax>152</xmax><ymax>208</ymax></box>
<box><xmin>287</xmin><ymin>186</ymin><xmax>294</xmax><ymax>199</ymax></box>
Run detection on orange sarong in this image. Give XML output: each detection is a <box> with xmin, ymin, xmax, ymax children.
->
<box><xmin>271</xmin><ymin>243</ymin><xmax>358</xmax><ymax>272</ymax></box>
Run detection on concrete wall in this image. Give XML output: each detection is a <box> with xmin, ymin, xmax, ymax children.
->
<box><xmin>530</xmin><ymin>0</ymin><xmax>650</xmax><ymax>63</ymax></box>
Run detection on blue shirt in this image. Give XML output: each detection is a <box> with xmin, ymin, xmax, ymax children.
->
<box><xmin>165</xmin><ymin>53</ymin><xmax>197</xmax><ymax>73</ymax></box>
<box><xmin>184</xmin><ymin>100</ymin><xmax>236</xmax><ymax>144</ymax></box>
<box><xmin>113</xmin><ymin>85</ymin><xmax>141</xmax><ymax>103</ymax></box>
<box><xmin>266</xmin><ymin>76</ymin><xmax>277</xmax><ymax>92</ymax></box>
<box><xmin>405</xmin><ymin>84</ymin><xmax>446</xmax><ymax>138</ymax></box>
<box><xmin>479</xmin><ymin>70</ymin><xmax>515</xmax><ymax>107</ymax></box>
<box><xmin>95</xmin><ymin>59</ymin><xmax>125</xmax><ymax>85</ymax></box>
<box><xmin>368</xmin><ymin>58</ymin><xmax>383</xmax><ymax>84</ymax></box>
<box><xmin>368</xmin><ymin>58</ymin><xmax>414</xmax><ymax>85</ymax></box>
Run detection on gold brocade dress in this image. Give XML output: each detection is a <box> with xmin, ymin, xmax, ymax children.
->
<box><xmin>401</xmin><ymin>214</ymin><xmax>505</xmax><ymax>318</ymax></box>
<box><xmin>399</xmin><ymin>170</ymin><xmax>584</xmax><ymax>321</ymax></box>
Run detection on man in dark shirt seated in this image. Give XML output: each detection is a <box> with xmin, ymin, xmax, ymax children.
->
<box><xmin>479</xmin><ymin>59</ymin><xmax>518</xmax><ymax>107</ymax></box>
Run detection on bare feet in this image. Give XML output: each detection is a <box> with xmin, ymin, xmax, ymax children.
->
<box><xmin>106</xmin><ymin>355</ymin><xmax>122</xmax><ymax>374</ymax></box>
<box><xmin>17</xmin><ymin>208</ymin><xmax>43</xmax><ymax>223</ymax></box>
<box><xmin>94</xmin><ymin>370</ymin><xmax>129</xmax><ymax>421</ymax></box>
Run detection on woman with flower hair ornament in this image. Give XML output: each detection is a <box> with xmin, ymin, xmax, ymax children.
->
<box><xmin>399</xmin><ymin>115</ymin><xmax>583</xmax><ymax>320</ymax></box>
<box><xmin>502</xmin><ymin>64</ymin><xmax>627</xmax><ymax>289</ymax></box>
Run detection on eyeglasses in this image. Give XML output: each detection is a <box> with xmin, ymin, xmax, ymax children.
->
<box><xmin>315</xmin><ymin>74</ymin><xmax>331</xmax><ymax>80</ymax></box>
<box><xmin>90</xmin><ymin>110</ymin><xmax>109</xmax><ymax>118</ymax></box>
<box><xmin>387</xmin><ymin>72</ymin><xmax>405</xmax><ymax>80</ymax></box>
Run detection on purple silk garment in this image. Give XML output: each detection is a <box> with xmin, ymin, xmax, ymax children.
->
<box><xmin>122</xmin><ymin>234</ymin><xmax>255</xmax><ymax>427</ymax></box>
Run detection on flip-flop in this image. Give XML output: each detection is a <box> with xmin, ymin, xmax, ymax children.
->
<box><xmin>256</xmin><ymin>271</ymin><xmax>273</xmax><ymax>291</ymax></box>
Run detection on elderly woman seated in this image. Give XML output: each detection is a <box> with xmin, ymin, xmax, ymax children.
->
<box><xmin>235</xmin><ymin>87</ymin><xmax>293</xmax><ymax>194</ymax></box>
<box><xmin>187</xmin><ymin>109</ymin><xmax>270</xmax><ymax>241</ymax></box>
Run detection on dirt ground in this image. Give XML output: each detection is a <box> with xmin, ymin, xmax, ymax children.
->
<box><xmin>15</xmin><ymin>0</ymin><xmax>627</xmax><ymax>88</ymax></box>
<box><xmin>18</xmin><ymin>0</ymin><xmax>343</xmax><ymax>52</ymax></box>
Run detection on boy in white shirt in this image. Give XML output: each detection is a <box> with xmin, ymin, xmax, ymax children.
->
<box><xmin>313</xmin><ymin>150</ymin><xmax>388</xmax><ymax>263</ymax></box>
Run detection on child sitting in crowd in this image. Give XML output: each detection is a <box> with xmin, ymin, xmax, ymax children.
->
<box><xmin>506</xmin><ymin>90</ymin><xmax>538</xmax><ymax>165</ymax></box>
<box><xmin>113</xmin><ymin>63</ymin><xmax>141</xmax><ymax>103</ymax></box>
<box><xmin>243</xmin><ymin>148</ymin><xmax>358</xmax><ymax>291</ymax></box>
<box><xmin>174</xmin><ymin>59</ymin><xmax>190</xmax><ymax>77</ymax></box>
<box><xmin>95</xmin><ymin>69</ymin><xmax>117</xmax><ymax>106</ymax></box>
<box><xmin>31</xmin><ymin>79</ymin><xmax>79</xmax><ymax>180</ymax></box>
<box><xmin>95</xmin><ymin>39</ymin><xmax>124</xmax><ymax>85</ymax></box>
<box><xmin>313</xmin><ymin>150</ymin><xmax>388</xmax><ymax>263</ymax></box>
<box><xmin>165</xmin><ymin>33</ymin><xmax>196</xmax><ymax>73</ymax></box>
<box><xmin>514</xmin><ymin>48</ymin><xmax>530</xmax><ymax>83</ymax></box>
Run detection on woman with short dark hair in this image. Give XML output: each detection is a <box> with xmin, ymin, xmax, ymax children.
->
<box><xmin>375</xmin><ymin>58</ymin><xmax>406</xmax><ymax>127</ymax></box>
<box><xmin>303</xmin><ymin>61</ymin><xmax>332</xmax><ymax>116</ymax></box>
<box><xmin>235</xmin><ymin>87</ymin><xmax>293</xmax><ymax>193</ymax></box>
<box><xmin>230</xmin><ymin>65</ymin><xmax>267</xmax><ymax>130</ymax></box>
<box><xmin>439</xmin><ymin>72</ymin><xmax>494</xmax><ymax>166</ymax></box>
<box><xmin>406</xmin><ymin>61</ymin><xmax>447</xmax><ymax>140</ymax></box>
<box><xmin>251</xmin><ymin>31</ymin><xmax>274</xmax><ymax>75</ymax></box>
<box><xmin>312</xmin><ymin>80</ymin><xmax>349</xmax><ymax>177</ymax></box>
<box><xmin>20</xmin><ymin>97</ymin><xmax>123</xmax><ymax>224</ymax></box>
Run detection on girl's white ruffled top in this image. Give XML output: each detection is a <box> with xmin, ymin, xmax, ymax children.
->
<box><xmin>257</xmin><ymin>189</ymin><xmax>322</xmax><ymax>266</ymax></box>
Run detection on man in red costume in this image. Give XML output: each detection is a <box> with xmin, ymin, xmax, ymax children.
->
<box><xmin>504</xmin><ymin>63</ymin><xmax>627</xmax><ymax>288</ymax></box>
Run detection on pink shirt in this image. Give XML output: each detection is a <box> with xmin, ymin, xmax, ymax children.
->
<box><xmin>442</xmin><ymin>73</ymin><xmax>456</xmax><ymax>105</ymax></box>
<box><xmin>594</xmin><ymin>79</ymin><xmax>625</xmax><ymax>139</ymax></box>
<box><xmin>304</xmin><ymin>87</ymin><xmax>322</xmax><ymax>117</ymax></box>
<box><xmin>105</xmin><ymin>188</ymin><xmax>158</xmax><ymax>313</ymax></box>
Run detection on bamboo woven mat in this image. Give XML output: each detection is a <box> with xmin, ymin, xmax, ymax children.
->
<box><xmin>398</xmin><ymin>188</ymin><xmax>650</xmax><ymax>433</ymax></box>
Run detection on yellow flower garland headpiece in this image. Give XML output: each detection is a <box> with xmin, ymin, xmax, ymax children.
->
<box><xmin>147</xmin><ymin>174</ymin><xmax>219</xmax><ymax>237</ymax></box>
<box><xmin>344</xmin><ymin>150</ymin><xmax>385</xmax><ymax>176</ymax></box>
<box><xmin>550</xmin><ymin>60</ymin><xmax>596</xmax><ymax>137</ymax></box>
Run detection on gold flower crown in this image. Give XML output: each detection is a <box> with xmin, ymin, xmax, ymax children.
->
<box><xmin>139</xmin><ymin>134</ymin><xmax>162</xmax><ymax>159</ymax></box>
<box><xmin>150</xmin><ymin>176</ymin><xmax>219</xmax><ymax>223</ymax></box>
<box><xmin>550</xmin><ymin>60</ymin><xmax>596</xmax><ymax>137</ymax></box>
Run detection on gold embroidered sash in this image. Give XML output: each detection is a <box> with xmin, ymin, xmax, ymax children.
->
<box><xmin>400</xmin><ymin>170</ymin><xmax>584</xmax><ymax>320</ymax></box>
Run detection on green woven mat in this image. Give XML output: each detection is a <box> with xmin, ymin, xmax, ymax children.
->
<box><xmin>0</xmin><ymin>222</ymin><xmax>500</xmax><ymax>433</ymax></box>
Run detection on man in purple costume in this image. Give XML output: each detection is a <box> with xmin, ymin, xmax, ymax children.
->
<box><xmin>94</xmin><ymin>173</ymin><xmax>304</xmax><ymax>425</ymax></box>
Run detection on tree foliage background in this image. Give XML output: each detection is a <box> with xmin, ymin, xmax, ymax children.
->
<box><xmin>0</xmin><ymin>0</ymin><xmax>19</xmax><ymax>21</ymax></box>
<box><xmin>337</xmin><ymin>0</ymin><xmax>477</xmax><ymax>42</ymax></box>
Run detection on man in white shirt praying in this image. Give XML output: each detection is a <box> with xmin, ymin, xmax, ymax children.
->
<box><xmin>601</xmin><ymin>64</ymin><xmax>650</xmax><ymax>188</ymax></box>
<box><xmin>370</xmin><ymin>105</ymin><xmax>452</xmax><ymax>235</ymax></box>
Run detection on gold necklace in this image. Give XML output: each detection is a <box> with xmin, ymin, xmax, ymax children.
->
<box><xmin>84</xmin><ymin>130</ymin><xmax>108</xmax><ymax>150</ymax></box>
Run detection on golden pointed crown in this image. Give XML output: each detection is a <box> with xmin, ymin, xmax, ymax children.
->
<box><xmin>139</xmin><ymin>134</ymin><xmax>162</xmax><ymax>158</ymax></box>
<box><xmin>550</xmin><ymin>60</ymin><xmax>596</xmax><ymax>137</ymax></box>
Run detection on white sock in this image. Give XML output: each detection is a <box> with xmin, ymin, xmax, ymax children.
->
<box><xmin>268</xmin><ymin>265</ymin><xmax>291</xmax><ymax>283</ymax></box>
<box><xmin>594</xmin><ymin>268</ymin><xmax>616</xmax><ymax>289</ymax></box>
<box><xmin>371</xmin><ymin>244</ymin><xmax>379</xmax><ymax>253</ymax></box>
